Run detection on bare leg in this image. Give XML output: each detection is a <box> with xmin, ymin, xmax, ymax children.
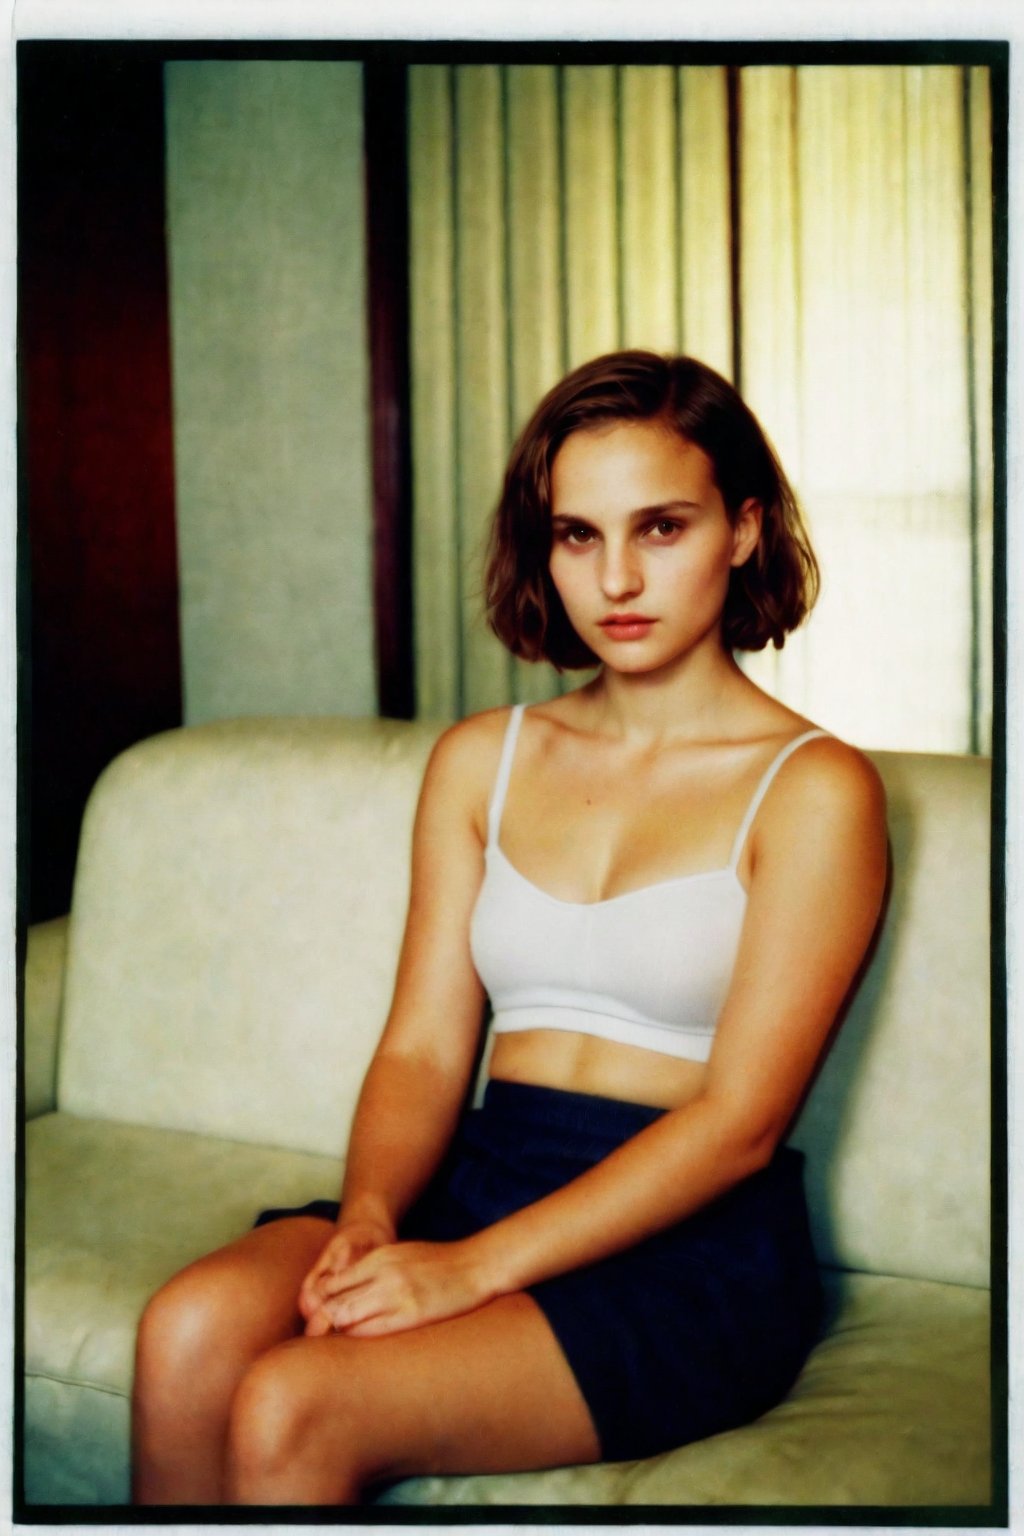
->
<box><xmin>132</xmin><ymin>1215</ymin><xmax>332</xmax><ymax>1505</ymax></box>
<box><xmin>224</xmin><ymin>1291</ymin><xmax>602</xmax><ymax>1506</ymax></box>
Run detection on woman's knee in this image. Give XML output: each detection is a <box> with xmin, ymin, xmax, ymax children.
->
<box><xmin>134</xmin><ymin>1222</ymin><xmax>327</xmax><ymax>1414</ymax></box>
<box><xmin>135</xmin><ymin>1259</ymin><xmax>242</xmax><ymax>1392</ymax></box>
<box><xmin>225</xmin><ymin>1340</ymin><xmax>367</xmax><ymax>1501</ymax></box>
<box><xmin>226</xmin><ymin>1345</ymin><xmax>308</xmax><ymax>1480</ymax></box>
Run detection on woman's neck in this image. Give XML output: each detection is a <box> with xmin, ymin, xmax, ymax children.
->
<box><xmin>583</xmin><ymin>644</ymin><xmax>757</xmax><ymax>747</ymax></box>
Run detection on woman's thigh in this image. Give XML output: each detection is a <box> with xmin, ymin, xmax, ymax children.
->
<box><xmin>227</xmin><ymin>1290</ymin><xmax>601</xmax><ymax>1500</ymax></box>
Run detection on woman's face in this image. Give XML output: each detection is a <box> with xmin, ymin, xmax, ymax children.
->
<box><xmin>547</xmin><ymin>419</ymin><xmax>761</xmax><ymax>675</ymax></box>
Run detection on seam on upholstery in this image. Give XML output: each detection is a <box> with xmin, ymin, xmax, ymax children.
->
<box><xmin>26</xmin><ymin>1368</ymin><xmax>128</xmax><ymax>1401</ymax></box>
<box><xmin>821</xmin><ymin>1263</ymin><xmax>991</xmax><ymax>1294</ymax></box>
<box><xmin>37</xmin><ymin>1105</ymin><xmax>349</xmax><ymax>1162</ymax></box>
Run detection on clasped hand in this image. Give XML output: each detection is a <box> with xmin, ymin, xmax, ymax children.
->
<box><xmin>298</xmin><ymin>1219</ymin><xmax>492</xmax><ymax>1339</ymax></box>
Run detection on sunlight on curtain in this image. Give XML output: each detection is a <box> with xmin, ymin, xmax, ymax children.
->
<box><xmin>739</xmin><ymin>65</ymin><xmax>993</xmax><ymax>753</ymax></box>
<box><xmin>407</xmin><ymin>63</ymin><xmax>992</xmax><ymax>753</ymax></box>
<box><xmin>408</xmin><ymin>64</ymin><xmax>731</xmax><ymax>718</ymax></box>
<box><xmin>968</xmin><ymin>67</ymin><xmax>994</xmax><ymax>755</ymax></box>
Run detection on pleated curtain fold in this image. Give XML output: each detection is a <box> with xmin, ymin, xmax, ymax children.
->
<box><xmin>408</xmin><ymin>63</ymin><xmax>993</xmax><ymax>754</ymax></box>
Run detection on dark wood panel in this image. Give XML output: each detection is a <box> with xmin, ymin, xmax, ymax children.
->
<box><xmin>364</xmin><ymin>59</ymin><xmax>415</xmax><ymax>720</ymax></box>
<box><xmin>20</xmin><ymin>46</ymin><xmax>182</xmax><ymax>921</ymax></box>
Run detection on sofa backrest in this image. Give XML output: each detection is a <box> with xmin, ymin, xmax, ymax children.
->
<box><xmin>57</xmin><ymin>718</ymin><xmax>990</xmax><ymax>1289</ymax></box>
<box><xmin>788</xmin><ymin>750</ymin><xmax>990</xmax><ymax>1290</ymax></box>
<box><xmin>59</xmin><ymin>718</ymin><xmax>443</xmax><ymax>1163</ymax></box>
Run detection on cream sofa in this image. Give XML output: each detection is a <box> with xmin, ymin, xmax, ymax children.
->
<box><xmin>22</xmin><ymin>716</ymin><xmax>994</xmax><ymax>1510</ymax></box>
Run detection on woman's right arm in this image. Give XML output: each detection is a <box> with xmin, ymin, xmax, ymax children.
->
<box><xmin>297</xmin><ymin>717</ymin><xmax>495</xmax><ymax>1330</ymax></box>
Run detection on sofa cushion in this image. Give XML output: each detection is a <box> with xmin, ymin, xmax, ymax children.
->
<box><xmin>23</xmin><ymin>916</ymin><xmax>69</xmax><ymax>1119</ymax></box>
<box><xmin>25</xmin><ymin>1376</ymin><xmax>129</xmax><ymax>1507</ymax></box>
<box><xmin>25</xmin><ymin>1112</ymin><xmax>989</xmax><ymax>1509</ymax></box>
<box><xmin>24</xmin><ymin>1111</ymin><xmax>343</xmax><ymax>1506</ymax></box>
<box><xmin>384</xmin><ymin>1270</ymin><xmax>990</xmax><ymax>1509</ymax></box>
<box><xmin>25</xmin><ymin>1111</ymin><xmax>342</xmax><ymax>1397</ymax></box>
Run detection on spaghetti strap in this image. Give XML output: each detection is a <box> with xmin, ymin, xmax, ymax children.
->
<box><xmin>487</xmin><ymin>704</ymin><xmax>527</xmax><ymax>847</ymax></box>
<box><xmin>728</xmin><ymin>728</ymin><xmax>831</xmax><ymax>871</ymax></box>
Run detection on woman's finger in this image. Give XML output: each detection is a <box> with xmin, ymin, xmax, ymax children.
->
<box><xmin>305</xmin><ymin>1273</ymin><xmax>355</xmax><ymax>1305</ymax></box>
<box><xmin>304</xmin><ymin>1282</ymin><xmax>390</xmax><ymax>1337</ymax></box>
<box><xmin>298</xmin><ymin>1237</ymin><xmax>358</xmax><ymax>1316</ymax></box>
<box><xmin>306</xmin><ymin>1256</ymin><xmax>383</xmax><ymax>1302</ymax></box>
<box><xmin>342</xmin><ymin>1309</ymin><xmax>413</xmax><ymax>1340</ymax></box>
<box><xmin>303</xmin><ymin>1305</ymin><xmax>336</xmax><ymax>1338</ymax></box>
<box><xmin>299</xmin><ymin>1249</ymin><xmax>339</xmax><ymax>1301</ymax></box>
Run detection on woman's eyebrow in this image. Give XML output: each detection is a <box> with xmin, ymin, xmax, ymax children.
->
<box><xmin>630</xmin><ymin>500</ymin><xmax>701</xmax><ymax>518</ymax></box>
<box><xmin>552</xmin><ymin>500</ymin><xmax>701</xmax><ymax>525</ymax></box>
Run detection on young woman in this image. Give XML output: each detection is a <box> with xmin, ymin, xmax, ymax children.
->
<box><xmin>132</xmin><ymin>351</ymin><xmax>887</xmax><ymax>1506</ymax></box>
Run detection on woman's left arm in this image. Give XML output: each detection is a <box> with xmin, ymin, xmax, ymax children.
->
<box><xmin>322</xmin><ymin>739</ymin><xmax>887</xmax><ymax>1336</ymax></box>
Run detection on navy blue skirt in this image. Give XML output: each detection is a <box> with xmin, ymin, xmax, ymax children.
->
<box><xmin>255</xmin><ymin>1079</ymin><xmax>823</xmax><ymax>1463</ymax></box>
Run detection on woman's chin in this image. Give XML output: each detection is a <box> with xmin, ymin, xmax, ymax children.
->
<box><xmin>601</xmin><ymin>651</ymin><xmax>679</xmax><ymax>678</ymax></box>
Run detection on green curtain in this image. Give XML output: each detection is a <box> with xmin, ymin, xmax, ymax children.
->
<box><xmin>736</xmin><ymin>66</ymin><xmax>993</xmax><ymax>754</ymax></box>
<box><xmin>408</xmin><ymin>63</ymin><xmax>993</xmax><ymax>754</ymax></box>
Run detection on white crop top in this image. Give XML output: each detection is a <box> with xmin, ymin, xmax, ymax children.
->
<box><xmin>469</xmin><ymin>704</ymin><xmax>829</xmax><ymax>1063</ymax></box>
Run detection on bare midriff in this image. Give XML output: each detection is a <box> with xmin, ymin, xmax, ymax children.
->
<box><xmin>488</xmin><ymin>1028</ymin><xmax>708</xmax><ymax>1111</ymax></box>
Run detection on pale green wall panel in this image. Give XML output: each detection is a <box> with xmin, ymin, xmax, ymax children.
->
<box><xmin>679</xmin><ymin>68</ymin><xmax>733</xmax><ymax>377</ymax></box>
<box><xmin>453</xmin><ymin>68</ymin><xmax>514</xmax><ymax>715</ymax></box>
<box><xmin>563</xmin><ymin>68</ymin><xmax>621</xmax><ymax>368</ymax></box>
<box><xmin>409</xmin><ymin>66</ymin><xmax>460</xmax><ymax>719</ymax></box>
<box><xmin>620</xmin><ymin>67</ymin><xmax>680</xmax><ymax>348</ymax></box>
<box><xmin>165</xmin><ymin>61</ymin><xmax>375</xmax><ymax>723</ymax></box>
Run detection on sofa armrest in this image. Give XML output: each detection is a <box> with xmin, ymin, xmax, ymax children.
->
<box><xmin>24</xmin><ymin>916</ymin><xmax>70</xmax><ymax>1118</ymax></box>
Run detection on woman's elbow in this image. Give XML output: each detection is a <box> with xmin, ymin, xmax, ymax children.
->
<box><xmin>742</xmin><ymin>1123</ymin><xmax>783</xmax><ymax>1175</ymax></box>
<box><xmin>698</xmin><ymin>1092</ymin><xmax>784</xmax><ymax>1180</ymax></box>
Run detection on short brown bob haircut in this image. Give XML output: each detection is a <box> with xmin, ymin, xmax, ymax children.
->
<box><xmin>486</xmin><ymin>350</ymin><xmax>819</xmax><ymax>667</ymax></box>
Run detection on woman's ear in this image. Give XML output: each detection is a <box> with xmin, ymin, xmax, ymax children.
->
<box><xmin>730</xmin><ymin>499</ymin><xmax>763</xmax><ymax>568</ymax></box>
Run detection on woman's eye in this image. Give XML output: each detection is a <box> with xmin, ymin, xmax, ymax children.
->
<box><xmin>646</xmin><ymin>519</ymin><xmax>683</xmax><ymax>540</ymax></box>
<box><xmin>559</xmin><ymin>524</ymin><xmax>595</xmax><ymax>545</ymax></box>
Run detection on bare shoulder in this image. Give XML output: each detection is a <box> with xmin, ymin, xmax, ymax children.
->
<box><xmin>759</xmin><ymin>732</ymin><xmax>887</xmax><ymax>849</ymax></box>
<box><xmin>425</xmin><ymin>706</ymin><xmax>513</xmax><ymax>778</ymax></box>
<box><xmin>783</xmin><ymin>733</ymin><xmax>884</xmax><ymax>808</ymax></box>
<box><xmin>419</xmin><ymin>708</ymin><xmax>517</xmax><ymax>836</ymax></box>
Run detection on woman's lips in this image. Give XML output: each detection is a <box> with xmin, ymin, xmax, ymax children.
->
<box><xmin>598</xmin><ymin>616</ymin><xmax>657</xmax><ymax>640</ymax></box>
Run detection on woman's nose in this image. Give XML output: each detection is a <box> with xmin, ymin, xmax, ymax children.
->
<box><xmin>600</xmin><ymin>542</ymin><xmax>643</xmax><ymax>599</ymax></box>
